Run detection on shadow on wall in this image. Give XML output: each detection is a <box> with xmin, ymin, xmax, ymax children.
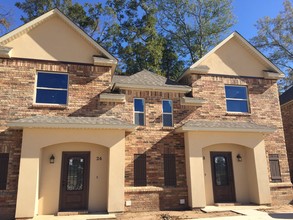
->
<box><xmin>124</xmin><ymin>131</ymin><xmax>189</xmax><ymax>211</ymax></box>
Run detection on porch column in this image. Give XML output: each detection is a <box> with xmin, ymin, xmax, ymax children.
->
<box><xmin>184</xmin><ymin>132</ymin><xmax>206</xmax><ymax>208</ymax></box>
<box><xmin>107</xmin><ymin>137</ymin><xmax>125</xmax><ymax>212</ymax></box>
<box><xmin>15</xmin><ymin>130</ymin><xmax>40</xmax><ymax>219</ymax></box>
<box><xmin>246</xmin><ymin>140</ymin><xmax>271</xmax><ymax>204</ymax></box>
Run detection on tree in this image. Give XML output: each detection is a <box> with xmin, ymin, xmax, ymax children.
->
<box><xmin>251</xmin><ymin>0</ymin><xmax>293</xmax><ymax>91</ymax></box>
<box><xmin>106</xmin><ymin>0</ymin><xmax>164</xmax><ymax>75</ymax></box>
<box><xmin>15</xmin><ymin>0</ymin><xmax>101</xmax><ymax>37</ymax></box>
<box><xmin>156</xmin><ymin>0</ymin><xmax>235</xmax><ymax>65</ymax></box>
<box><xmin>15</xmin><ymin>0</ymin><xmax>73</xmax><ymax>23</ymax></box>
<box><xmin>0</xmin><ymin>6</ymin><xmax>11</xmax><ymax>34</ymax></box>
<box><xmin>161</xmin><ymin>38</ymin><xmax>185</xmax><ymax>80</ymax></box>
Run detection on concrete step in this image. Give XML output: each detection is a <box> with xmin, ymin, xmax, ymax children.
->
<box><xmin>215</xmin><ymin>203</ymin><xmax>242</xmax><ymax>207</ymax></box>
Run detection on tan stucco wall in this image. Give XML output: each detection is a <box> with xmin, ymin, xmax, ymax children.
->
<box><xmin>184</xmin><ymin>131</ymin><xmax>271</xmax><ymax>208</ymax></box>
<box><xmin>6</xmin><ymin>15</ymin><xmax>101</xmax><ymax>63</ymax></box>
<box><xmin>15</xmin><ymin>128</ymin><xmax>125</xmax><ymax>219</ymax></box>
<box><xmin>198</xmin><ymin>38</ymin><xmax>268</xmax><ymax>77</ymax></box>
<box><xmin>39</xmin><ymin>142</ymin><xmax>109</xmax><ymax>215</ymax></box>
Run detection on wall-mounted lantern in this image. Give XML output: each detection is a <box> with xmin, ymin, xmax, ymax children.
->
<box><xmin>50</xmin><ymin>154</ymin><xmax>55</xmax><ymax>164</ymax></box>
<box><xmin>236</xmin><ymin>154</ymin><xmax>242</xmax><ymax>162</ymax></box>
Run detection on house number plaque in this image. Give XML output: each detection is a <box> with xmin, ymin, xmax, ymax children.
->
<box><xmin>96</xmin><ymin>156</ymin><xmax>102</xmax><ymax>161</ymax></box>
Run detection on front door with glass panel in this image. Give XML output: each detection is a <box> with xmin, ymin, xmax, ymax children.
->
<box><xmin>59</xmin><ymin>152</ymin><xmax>90</xmax><ymax>211</ymax></box>
<box><xmin>210</xmin><ymin>152</ymin><xmax>236</xmax><ymax>203</ymax></box>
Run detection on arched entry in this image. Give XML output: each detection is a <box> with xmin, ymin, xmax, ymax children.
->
<box><xmin>39</xmin><ymin>142</ymin><xmax>109</xmax><ymax>215</ymax></box>
<box><xmin>203</xmin><ymin>143</ymin><xmax>250</xmax><ymax>205</ymax></box>
<box><xmin>182</xmin><ymin>130</ymin><xmax>272</xmax><ymax>208</ymax></box>
<box><xmin>15</xmin><ymin>127</ymin><xmax>127</xmax><ymax>219</ymax></box>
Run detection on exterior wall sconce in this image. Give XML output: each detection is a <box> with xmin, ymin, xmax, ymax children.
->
<box><xmin>50</xmin><ymin>154</ymin><xmax>55</xmax><ymax>164</ymax></box>
<box><xmin>236</xmin><ymin>154</ymin><xmax>242</xmax><ymax>162</ymax></box>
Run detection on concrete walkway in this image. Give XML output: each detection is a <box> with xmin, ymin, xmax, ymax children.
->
<box><xmin>33</xmin><ymin>213</ymin><xmax>116</xmax><ymax>220</ymax></box>
<box><xmin>199</xmin><ymin>205</ymin><xmax>293</xmax><ymax>220</ymax></box>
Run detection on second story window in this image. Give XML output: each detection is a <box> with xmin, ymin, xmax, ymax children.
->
<box><xmin>134</xmin><ymin>98</ymin><xmax>145</xmax><ymax>125</ymax></box>
<box><xmin>35</xmin><ymin>72</ymin><xmax>68</xmax><ymax>105</ymax></box>
<box><xmin>162</xmin><ymin>100</ymin><xmax>173</xmax><ymax>127</ymax></box>
<box><xmin>225</xmin><ymin>85</ymin><xmax>249</xmax><ymax>113</ymax></box>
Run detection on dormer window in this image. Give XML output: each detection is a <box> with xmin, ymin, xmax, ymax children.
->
<box><xmin>225</xmin><ymin>85</ymin><xmax>249</xmax><ymax>113</ymax></box>
<box><xmin>35</xmin><ymin>72</ymin><xmax>68</xmax><ymax>105</ymax></box>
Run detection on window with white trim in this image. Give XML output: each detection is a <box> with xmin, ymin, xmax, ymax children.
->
<box><xmin>225</xmin><ymin>85</ymin><xmax>249</xmax><ymax>113</ymax></box>
<box><xmin>35</xmin><ymin>72</ymin><xmax>68</xmax><ymax>105</ymax></box>
<box><xmin>162</xmin><ymin>100</ymin><xmax>173</xmax><ymax>127</ymax></box>
<box><xmin>134</xmin><ymin>98</ymin><xmax>145</xmax><ymax>125</ymax></box>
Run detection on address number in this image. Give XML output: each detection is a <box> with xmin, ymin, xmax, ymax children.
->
<box><xmin>96</xmin><ymin>156</ymin><xmax>102</xmax><ymax>161</ymax></box>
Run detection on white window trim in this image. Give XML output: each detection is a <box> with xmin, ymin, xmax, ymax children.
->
<box><xmin>34</xmin><ymin>71</ymin><xmax>69</xmax><ymax>106</ymax></box>
<box><xmin>133</xmin><ymin>98</ymin><xmax>145</xmax><ymax>126</ymax></box>
<box><xmin>224</xmin><ymin>85</ymin><xmax>250</xmax><ymax>113</ymax></box>
<box><xmin>162</xmin><ymin>99</ymin><xmax>173</xmax><ymax>127</ymax></box>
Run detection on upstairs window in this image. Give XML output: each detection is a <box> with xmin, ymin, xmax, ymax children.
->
<box><xmin>35</xmin><ymin>72</ymin><xmax>68</xmax><ymax>105</ymax></box>
<box><xmin>134</xmin><ymin>98</ymin><xmax>145</xmax><ymax>125</ymax></box>
<box><xmin>162</xmin><ymin>100</ymin><xmax>173</xmax><ymax>127</ymax></box>
<box><xmin>0</xmin><ymin>153</ymin><xmax>9</xmax><ymax>190</ymax></box>
<box><xmin>225</xmin><ymin>85</ymin><xmax>249</xmax><ymax>113</ymax></box>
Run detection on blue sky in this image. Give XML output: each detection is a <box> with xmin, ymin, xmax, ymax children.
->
<box><xmin>1</xmin><ymin>0</ymin><xmax>285</xmax><ymax>40</ymax></box>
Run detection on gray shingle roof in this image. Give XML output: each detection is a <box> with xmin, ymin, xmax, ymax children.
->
<box><xmin>280</xmin><ymin>86</ymin><xmax>293</xmax><ymax>105</ymax></box>
<box><xmin>112</xmin><ymin>70</ymin><xmax>191</xmax><ymax>91</ymax></box>
<box><xmin>8</xmin><ymin>115</ymin><xmax>136</xmax><ymax>131</ymax></box>
<box><xmin>177</xmin><ymin>120</ymin><xmax>276</xmax><ymax>133</ymax></box>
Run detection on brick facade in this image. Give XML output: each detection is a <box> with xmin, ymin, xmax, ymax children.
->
<box><xmin>0</xmin><ymin>58</ymin><xmax>292</xmax><ymax>218</ymax></box>
<box><xmin>281</xmin><ymin>101</ymin><xmax>293</xmax><ymax>183</ymax></box>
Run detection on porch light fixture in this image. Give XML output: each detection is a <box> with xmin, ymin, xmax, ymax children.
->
<box><xmin>50</xmin><ymin>154</ymin><xmax>55</xmax><ymax>164</ymax></box>
<box><xmin>236</xmin><ymin>154</ymin><xmax>242</xmax><ymax>162</ymax></box>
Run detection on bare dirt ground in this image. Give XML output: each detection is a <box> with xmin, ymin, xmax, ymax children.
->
<box><xmin>116</xmin><ymin>205</ymin><xmax>293</xmax><ymax>220</ymax></box>
<box><xmin>261</xmin><ymin>204</ymin><xmax>293</xmax><ymax>214</ymax></box>
<box><xmin>116</xmin><ymin>210</ymin><xmax>239</xmax><ymax>220</ymax></box>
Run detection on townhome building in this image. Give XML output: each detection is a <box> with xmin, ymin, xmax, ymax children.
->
<box><xmin>0</xmin><ymin>9</ymin><xmax>292</xmax><ymax>220</ymax></box>
<box><xmin>280</xmin><ymin>86</ymin><xmax>293</xmax><ymax>183</ymax></box>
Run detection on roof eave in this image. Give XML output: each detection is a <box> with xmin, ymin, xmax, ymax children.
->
<box><xmin>114</xmin><ymin>83</ymin><xmax>191</xmax><ymax>93</ymax></box>
<box><xmin>8</xmin><ymin>122</ymin><xmax>137</xmax><ymax>132</ymax></box>
<box><xmin>175</xmin><ymin>126</ymin><xmax>276</xmax><ymax>133</ymax></box>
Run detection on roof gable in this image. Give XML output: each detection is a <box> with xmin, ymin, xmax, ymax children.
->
<box><xmin>0</xmin><ymin>9</ymin><xmax>117</xmax><ymax>66</ymax></box>
<box><xmin>180</xmin><ymin>32</ymin><xmax>284</xmax><ymax>80</ymax></box>
<box><xmin>112</xmin><ymin>70</ymin><xmax>191</xmax><ymax>92</ymax></box>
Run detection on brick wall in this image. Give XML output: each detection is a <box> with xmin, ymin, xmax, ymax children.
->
<box><xmin>281</xmin><ymin>101</ymin><xmax>293</xmax><ymax>183</ymax></box>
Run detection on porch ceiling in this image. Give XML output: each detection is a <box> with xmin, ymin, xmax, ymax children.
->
<box><xmin>176</xmin><ymin>120</ymin><xmax>276</xmax><ymax>133</ymax></box>
<box><xmin>8</xmin><ymin>115</ymin><xmax>136</xmax><ymax>132</ymax></box>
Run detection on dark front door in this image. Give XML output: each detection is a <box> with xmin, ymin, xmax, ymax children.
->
<box><xmin>211</xmin><ymin>152</ymin><xmax>236</xmax><ymax>203</ymax></box>
<box><xmin>59</xmin><ymin>152</ymin><xmax>90</xmax><ymax>211</ymax></box>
